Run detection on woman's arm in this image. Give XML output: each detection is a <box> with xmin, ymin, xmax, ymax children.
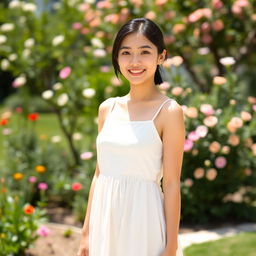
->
<box><xmin>80</xmin><ymin>162</ymin><xmax>100</xmax><ymax>236</ymax></box>
<box><xmin>161</xmin><ymin>100</ymin><xmax>185</xmax><ymax>255</ymax></box>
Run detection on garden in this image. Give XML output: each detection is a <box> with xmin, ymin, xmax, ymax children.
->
<box><xmin>0</xmin><ymin>0</ymin><xmax>256</xmax><ymax>255</ymax></box>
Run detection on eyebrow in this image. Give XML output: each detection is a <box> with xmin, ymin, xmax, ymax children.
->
<box><xmin>119</xmin><ymin>45</ymin><xmax>152</xmax><ymax>50</ymax></box>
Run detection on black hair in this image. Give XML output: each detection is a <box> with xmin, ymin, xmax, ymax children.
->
<box><xmin>111</xmin><ymin>18</ymin><xmax>167</xmax><ymax>85</ymax></box>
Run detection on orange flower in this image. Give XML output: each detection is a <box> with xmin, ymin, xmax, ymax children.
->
<box><xmin>24</xmin><ymin>204</ymin><xmax>35</xmax><ymax>214</ymax></box>
<box><xmin>35</xmin><ymin>165</ymin><xmax>46</xmax><ymax>173</ymax></box>
<box><xmin>1</xmin><ymin>187</ymin><xmax>7</xmax><ymax>193</ymax></box>
<box><xmin>13</xmin><ymin>172</ymin><xmax>24</xmax><ymax>180</ymax></box>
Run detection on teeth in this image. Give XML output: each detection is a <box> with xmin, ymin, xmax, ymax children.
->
<box><xmin>129</xmin><ymin>70</ymin><xmax>144</xmax><ymax>73</ymax></box>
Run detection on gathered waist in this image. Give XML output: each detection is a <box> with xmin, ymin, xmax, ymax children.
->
<box><xmin>98</xmin><ymin>172</ymin><xmax>161</xmax><ymax>186</ymax></box>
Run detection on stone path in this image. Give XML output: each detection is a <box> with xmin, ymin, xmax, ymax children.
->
<box><xmin>178</xmin><ymin>222</ymin><xmax>256</xmax><ymax>249</ymax></box>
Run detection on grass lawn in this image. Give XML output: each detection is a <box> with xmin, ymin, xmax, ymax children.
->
<box><xmin>0</xmin><ymin>106</ymin><xmax>90</xmax><ymax>168</ymax></box>
<box><xmin>184</xmin><ymin>231</ymin><xmax>256</xmax><ymax>256</ymax></box>
<box><xmin>0</xmin><ymin>105</ymin><xmax>92</xmax><ymax>168</ymax></box>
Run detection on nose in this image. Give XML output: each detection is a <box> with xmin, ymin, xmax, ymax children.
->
<box><xmin>130</xmin><ymin>54</ymin><xmax>141</xmax><ymax>65</ymax></box>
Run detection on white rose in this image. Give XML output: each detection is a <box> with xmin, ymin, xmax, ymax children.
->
<box><xmin>57</xmin><ymin>93</ymin><xmax>69</xmax><ymax>106</ymax></box>
<box><xmin>171</xmin><ymin>56</ymin><xmax>183</xmax><ymax>66</ymax></box>
<box><xmin>1</xmin><ymin>59</ymin><xmax>10</xmax><ymax>70</ymax></box>
<box><xmin>52</xmin><ymin>35</ymin><xmax>64</xmax><ymax>46</ymax></box>
<box><xmin>22</xmin><ymin>3</ymin><xmax>37</xmax><ymax>12</ymax></box>
<box><xmin>84</xmin><ymin>0</ymin><xmax>95</xmax><ymax>4</ymax></box>
<box><xmin>53</xmin><ymin>82</ymin><xmax>63</xmax><ymax>90</ymax></box>
<box><xmin>91</xmin><ymin>38</ymin><xmax>104</xmax><ymax>48</ymax></box>
<box><xmin>1</xmin><ymin>23</ymin><xmax>15</xmax><ymax>32</ymax></box>
<box><xmin>0</xmin><ymin>35</ymin><xmax>7</xmax><ymax>44</ymax></box>
<box><xmin>22</xmin><ymin>49</ymin><xmax>31</xmax><ymax>57</ymax></box>
<box><xmin>13</xmin><ymin>76</ymin><xmax>26</xmax><ymax>87</ymax></box>
<box><xmin>73</xmin><ymin>132</ymin><xmax>82</xmax><ymax>140</ymax></box>
<box><xmin>93</xmin><ymin>49</ymin><xmax>106</xmax><ymax>57</ymax></box>
<box><xmin>8</xmin><ymin>53</ymin><xmax>17</xmax><ymax>61</ymax></box>
<box><xmin>24</xmin><ymin>38</ymin><xmax>35</xmax><ymax>48</ymax></box>
<box><xmin>9</xmin><ymin>0</ymin><xmax>22</xmax><ymax>8</ymax></box>
<box><xmin>42</xmin><ymin>90</ymin><xmax>54</xmax><ymax>100</ymax></box>
<box><xmin>51</xmin><ymin>135</ymin><xmax>61</xmax><ymax>143</ymax></box>
<box><xmin>220</xmin><ymin>57</ymin><xmax>236</xmax><ymax>66</ymax></box>
<box><xmin>82</xmin><ymin>88</ymin><xmax>95</xmax><ymax>98</ymax></box>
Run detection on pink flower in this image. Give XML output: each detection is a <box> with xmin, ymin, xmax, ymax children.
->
<box><xmin>194</xmin><ymin>168</ymin><xmax>205</xmax><ymax>179</ymax></box>
<box><xmin>211</xmin><ymin>0</ymin><xmax>223</xmax><ymax>9</ymax></box>
<box><xmin>37</xmin><ymin>225</ymin><xmax>50</xmax><ymax>237</ymax></box>
<box><xmin>200</xmin><ymin>104</ymin><xmax>215</xmax><ymax>116</ymax></box>
<box><xmin>252</xmin><ymin>104</ymin><xmax>256</xmax><ymax>112</ymax></box>
<box><xmin>38</xmin><ymin>182</ymin><xmax>48</xmax><ymax>190</ymax></box>
<box><xmin>215</xmin><ymin>156</ymin><xmax>227</xmax><ymax>168</ymax></box>
<box><xmin>28</xmin><ymin>176</ymin><xmax>37</xmax><ymax>183</ymax></box>
<box><xmin>15</xmin><ymin>107</ymin><xmax>23</xmax><ymax>113</ymax></box>
<box><xmin>80</xmin><ymin>151</ymin><xmax>93</xmax><ymax>160</ymax></box>
<box><xmin>195</xmin><ymin>125</ymin><xmax>208</xmax><ymax>138</ymax></box>
<box><xmin>80</xmin><ymin>28</ymin><xmax>90</xmax><ymax>35</ymax></box>
<box><xmin>212</xmin><ymin>19</ymin><xmax>224</xmax><ymax>31</ymax></box>
<box><xmin>203</xmin><ymin>116</ymin><xmax>218</xmax><ymax>127</ymax></box>
<box><xmin>184</xmin><ymin>178</ymin><xmax>193</xmax><ymax>187</ymax></box>
<box><xmin>100</xmin><ymin>66</ymin><xmax>110</xmax><ymax>73</ymax></box>
<box><xmin>188</xmin><ymin>131</ymin><xmax>200</xmax><ymax>141</ymax></box>
<box><xmin>72</xmin><ymin>182</ymin><xmax>82</xmax><ymax>191</ymax></box>
<box><xmin>72</xmin><ymin>22</ymin><xmax>82</xmax><ymax>30</ymax></box>
<box><xmin>184</xmin><ymin>139</ymin><xmax>194</xmax><ymax>152</ymax></box>
<box><xmin>171</xmin><ymin>87</ymin><xmax>183</xmax><ymax>96</ymax></box>
<box><xmin>59</xmin><ymin>66</ymin><xmax>71</xmax><ymax>79</ymax></box>
<box><xmin>202</xmin><ymin>34</ymin><xmax>213</xmax><ymax>44</ymax></box>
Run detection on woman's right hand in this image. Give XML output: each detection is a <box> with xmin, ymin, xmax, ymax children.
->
<box><xmin>76</xmin><ymin>235</ymin><xmax>89</xmax><ymax>256</ymax></box>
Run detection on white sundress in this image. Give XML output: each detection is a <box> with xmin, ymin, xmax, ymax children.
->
<box><xmin>89</xmin><ymin>96</ymin><xmax>184</xmax><ymax>256</ymax></box>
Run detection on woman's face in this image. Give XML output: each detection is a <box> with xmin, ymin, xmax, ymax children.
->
<box><xmin>117</xmin><ymin>33</ymin><xmax>165</xmax><ymax>86</ymax></box>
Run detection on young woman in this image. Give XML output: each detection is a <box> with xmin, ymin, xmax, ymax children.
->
<box><xmin>77</xmin><ymin>17</ymin><xmax>185</xmax><ymax>256</ymax></box>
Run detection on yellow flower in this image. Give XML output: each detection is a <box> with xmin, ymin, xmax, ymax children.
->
<box><xmin>13</xmin><ymin>172</ymin><xmax>23</xmax><ymax>180</ymax></box>
<box><xmin>35</xmin><ymin>165</ymin><xmax>46</xmax><ymax>173</ymax></box>
<box><xmin>0</xmin><ymin>233</ymin><xmax>6</xmax><ymax>238</ymax></box>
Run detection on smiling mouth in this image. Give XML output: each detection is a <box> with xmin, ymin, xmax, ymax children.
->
<box><xmin>128</xmin><ymin>69</ymin><xmax>146</xmax><ymax>75</ymax></box>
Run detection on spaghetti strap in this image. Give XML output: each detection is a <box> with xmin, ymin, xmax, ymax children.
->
<box><xmin>108</xmin><ymin>97</ymin><xmax>118</xmax><ymax>114</ymax></box>
<box><xmin>152</xmin><ymin>98</ymin><xmax>172</xmax><ymax>121</ymax></box>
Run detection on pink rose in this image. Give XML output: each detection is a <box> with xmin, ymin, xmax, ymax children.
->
<box><xmin>188</xmin><ymin>131</ymin><xmax>200</xmax><ymax>141</ymax></box>
<box><xmin>184</xmin><ymin>139</ymin><xmax>194</xmax><ymax>152</ymax></box>
<box><xmin>59</xmin><ymin>66</ymin><xmax>71</xmax><ymax>79</ymax></box>
<box><xmin>72</xmin><ymin>22</ymin><xmax>82</xmax><ymax>30</ymax></box>
<box><xmin>38</xmin><ymin>182</ymin><xmax>48</xmax><ymax>190</ymax></box>
<box><xmin>215</xmin><ymin>156</ymin><xmax>227</xmax><ymax>168</ymax></box>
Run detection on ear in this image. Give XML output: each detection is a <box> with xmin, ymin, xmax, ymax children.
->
<box><xmin>157</xmin><ymin>49</ymin><xmax>167</xmax><ymax>65</ymax></box>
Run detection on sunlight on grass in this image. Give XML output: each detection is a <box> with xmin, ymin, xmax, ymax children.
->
<box><xmin>184</xmin><ymin>232</ymin><xmax>256</xmax><ymax>256</ymax></box>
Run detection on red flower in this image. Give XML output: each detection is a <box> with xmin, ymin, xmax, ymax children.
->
<box><xmin>72</xmin><ymin>182</ymin><xmax>82</xmax><ymax>191</ymax></box>
<box><xmin>0</xmin><ymin>119</ymin><xmax>8</xmax><ymax>125</ymax></box>
<box><xmin>24</xmin><ymin>204</ymin><xmax>35</xmax><ymax>214</ymax></box>
<box><xmin>28</xmin><ymin>113</ymin><xmax>39</xmax><ymax>121</ymax></box>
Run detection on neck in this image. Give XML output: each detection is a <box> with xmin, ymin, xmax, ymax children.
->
<box><xmin>124</xmin><ymin>82</ymin><xmax>162</xmax><ymax>102</ymax></box>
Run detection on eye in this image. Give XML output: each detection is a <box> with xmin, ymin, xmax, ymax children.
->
<box><xmin>121</xmin><ymin>51</ymin><xmax>129</xmax><ymax>55</ymax></box>
<box><xmin>121</xmin><ymin>51</ymin><xmax>150</xmax><ymax>55</ymax></box>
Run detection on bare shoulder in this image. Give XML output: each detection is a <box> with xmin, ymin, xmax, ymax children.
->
<box><xmin>162</xmin><ymin>97</ymin><xmax>183</xmax><ymax>112</ymax></box>
<box><xmin>161</xmin><ymin>97</ymin><xmax>184</xmax><ymax>123</ymax></box>
<box><xmin>98</xmin><ymin>97</ymin><xmax>116</xmax><ymax>117</ymax></box>
<box><xmin>97</xmin><ymin>97</ymin><xmax>116</xmax><ymax>132</ymax></box>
